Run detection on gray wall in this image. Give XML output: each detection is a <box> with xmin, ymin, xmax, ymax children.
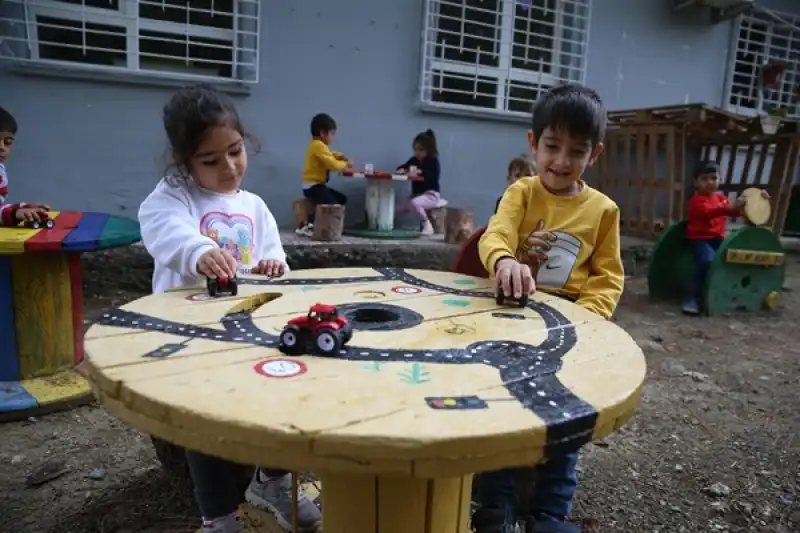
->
<box><xmin>0</xmin><ymin>0</ymin><xmax>797</xmax><ymax>226</ymax></box>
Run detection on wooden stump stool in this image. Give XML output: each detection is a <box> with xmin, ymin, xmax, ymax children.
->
<box><xmin>427</xmin><ymin>206</ymin><xmax>447</xmax><ymax>234</ymax></box>
<box><xmin>292</xmin><ymin>198</ymin><xmax>313</xmax><ymax>229</ymax></box>
<box><xmin>312</xmin><ymin>204</ymin><xmax>345</xmax><ymax>242</ymax></box>
<box><xmin>445</xmin><ymin>207</ymin><xmax>475</xmax><ymax>245</ymax></box>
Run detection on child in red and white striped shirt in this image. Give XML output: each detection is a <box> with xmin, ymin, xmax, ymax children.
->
<box><xmin>0</xmin><ymin>106</ymin><xmax>50</xmax><ymax>226</ymax></box>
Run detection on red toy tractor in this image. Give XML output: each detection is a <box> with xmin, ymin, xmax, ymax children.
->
<box><xmin>279</xmin><ymin>303</ymin><xmax>353</xmax><ymax>356</ymax></box>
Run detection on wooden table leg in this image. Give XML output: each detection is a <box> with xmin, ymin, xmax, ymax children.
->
<box><xmin>365</xmin><ymin>180</ymin><xmax>396</xmax><ymax>232</ymax></box>
<box><xmin>321</xmin><ymin>473</ymin><xmax>473</xmax><ymax>533</ymax></box>
<box><xmin>0</xmin><ymin>252</ymin><xmax>92</xmax><ymax>420</ymax></box>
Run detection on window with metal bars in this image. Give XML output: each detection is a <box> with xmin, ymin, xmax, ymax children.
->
<box><xmin>0</xmin><ymin>0</ymin><xmax>260</xmax><ymax>84</ymax></box>
<box><xmin>727</xmin><ymin>9</ymin><xmax>800</xmax><ymax>117</ymax></box>
<box><xmin>419</xmin><ymin>0</ymin><xmax>592</xmax><ymax>119</ymax></box>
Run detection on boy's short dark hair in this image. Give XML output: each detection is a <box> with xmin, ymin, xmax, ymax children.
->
<box><xmin>0</xmin><ymin>106</ymin><xmax>18</xmax><ymax>134</ymax></box>
<box><xmin>310</xmin><ymin>113</ymin><xmax>336</xmax><ymax>136</ymax></box>
<box><xmin>531</xmin><ymin>83</ymin><xmax>606</xmax><ymax>147</ymax></box>
<box><xmin>693</xmin><ymin>160</ymin><xmax>719</xmax><ymax>179</ymax></box>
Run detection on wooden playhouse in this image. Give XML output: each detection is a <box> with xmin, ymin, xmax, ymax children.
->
<box><xmin>587</xmin><ymin>103</ymin><xmax>800</xmax><ymax>239</ymax></box>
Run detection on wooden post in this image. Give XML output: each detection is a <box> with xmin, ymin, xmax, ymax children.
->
<box><xmin>623</xmin><ymin>128</ymin><xmax>632</xmax><ymax>234</ymax></box>
<box><xmin>428</xmin><ymin>207</ymin><xmax>447</xmax><ymax>234</ymax></box>
<box><xmin>646</xmin><ymin>128</ymin><xmax>658</xmax><ymax>238</ymax></box>
<box><xmin>675</xmin><ymin>126</ymin><xmax>686</xmax><ymax>219</ymax></box>
<box><xmin>365</xmin><ymin>180</ymin><xmax>396</xmax><ymax>232</ymax></box>
<box><xmin>768</xmin><ymin>139</ymin><xmax>799</xmax><ymax>235</ymax></box>
<box><xmin>321</xmin><ymin>473</ymin><xmax>472</xmax><ymax>533</ymax></box>
<box><xmin>292</xmin><ymin>198</ymin><xmax>313</xmax><ymax>229</ymax></box>
<box><xmin>665</xmin><ymin>128</ymin><xmax>676</xmax><ymax>232</ymax></box>
<box><xmin>635</xmin><ymin>127</ymin><xmax>645</xmax><ymax>237</ymax></box>
<box><xmin>444</xmin><ymin>207</ymin><xmax>474</xmax><ymax>245</ymax></box>
<box><xmin>313</xmin><ymin>204</ymin><xmax>345</xmax><ymax>242</ymax></box>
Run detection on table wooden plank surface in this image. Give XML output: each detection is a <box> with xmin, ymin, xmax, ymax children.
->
<box><xmin>85</xmin><ymin>267</ymin><xmax>645</xmax><ymax>475</ymax></box>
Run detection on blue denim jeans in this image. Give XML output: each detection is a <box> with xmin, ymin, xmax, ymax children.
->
<box><xmin>474</xmin><ymin>451</ymin><xmax>579</xmax><ymax>522</ymax></box>
<box><xmin>688</xmin><ymin>238</ymin><xmax>723</xmax><ymax>302</ymax></box>
<box><xmin>185</xmin><ymin>450</ymin><xmax>288</xmax><ymax>519</ymax></box>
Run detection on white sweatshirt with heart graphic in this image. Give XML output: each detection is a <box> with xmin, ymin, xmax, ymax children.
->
<box><xmin>139</xmin><ymin>177</ymin><xmax>287</xmax><ymax>294</ymax></box>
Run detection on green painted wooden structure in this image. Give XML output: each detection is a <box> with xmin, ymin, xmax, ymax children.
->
<box><xmin>648</xmin><ymin>221</ymin><xmax>786</xmax><ymax>315</ymax></box>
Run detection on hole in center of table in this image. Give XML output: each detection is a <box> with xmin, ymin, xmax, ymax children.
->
<box><xmin>351</xmin><ymin>307</ymin><xmax>399</xmax><ymax>324</ymax></box>
<box><xmin>338</xmin><ymin>303</ymin><xmax>424</xmax><ymax>331</ymax></box>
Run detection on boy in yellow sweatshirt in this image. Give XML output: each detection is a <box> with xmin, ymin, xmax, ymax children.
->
<box><xmin>297</xmin><ymin>113</ymin><xmax>353</xmax><ymax>236</ymax></box>
<box><xmin>474</xmin><ymin>84</ymin><xmax>623</xmax><ymax>533</ymax></box>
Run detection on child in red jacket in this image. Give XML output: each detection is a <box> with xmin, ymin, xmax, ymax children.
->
<box><xmin>683</xmin><ymin>161</ymin><xmax>766</xmax><ymax>315</ymax></box>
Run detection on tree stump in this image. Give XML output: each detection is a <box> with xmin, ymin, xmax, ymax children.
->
<box><xmin>292</xmin><ymin>198</ymin><xmax>313</xmax><ymax>229</ymax></box>
<box><xmin>313</xmin><ymin>204</ymin><xmax>345</xmax><ymax>242</ymax></box>
<box><xmin>444</xmin><ymin>207</ymin><xmax>474</xmax><ymax>245</ymax></box>
<box><xmin>428</xmin><ymin>207</ymin><xmax>447</xmax><ymax>234</ymax></box>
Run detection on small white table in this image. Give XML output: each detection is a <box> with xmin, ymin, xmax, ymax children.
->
<box><xmin>340</xmin><ymin>170</ymin><xmax>423</xmax><ymax>232</ymax></box>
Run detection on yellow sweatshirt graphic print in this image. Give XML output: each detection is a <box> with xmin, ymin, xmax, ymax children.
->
<box><xmin>518</xmin><ymin>219</ymin><xmax>583</xmax><ymax>290</ymax></box>
<box><xmin>479</xmin><ymin>176</ymin><xmax>624</xmax><ymax>319</ymax></box>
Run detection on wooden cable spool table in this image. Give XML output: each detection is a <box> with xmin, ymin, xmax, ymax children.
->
<box><xmin>84</xmin><ymin>268</ymin><xmax>645</xmax><ymax>533</ymax></box>
<box><xmin>0</xmin><ymin>211</ymin><xmax>141</xmax><ymax>420</ymax></box>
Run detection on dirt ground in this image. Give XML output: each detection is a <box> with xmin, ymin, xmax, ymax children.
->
<box><xmin>0</xmin><ymin>253</ymin><xmax>798</xmax><ymax>533</ymax></box>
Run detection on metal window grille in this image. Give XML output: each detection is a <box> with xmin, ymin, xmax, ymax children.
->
<box><xmin>419</xmin><ymin>0</ymin><xmax>592</xmax><ymax>118</ymax></box>
<box><xmin>727</xmin><ymin>9</ymin><xmax>800</xmax><ymax>117</ymax></box>
<box><xmin>0</xmin><ymin>0</ymin><xmax>260</xmax><ymax>84</ymax></box>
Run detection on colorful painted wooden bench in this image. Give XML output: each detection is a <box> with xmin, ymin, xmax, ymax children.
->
<box><xmin>0</xmin><ymin>210</ymin><xmax>141</xmax><ymax>420</ymax></box>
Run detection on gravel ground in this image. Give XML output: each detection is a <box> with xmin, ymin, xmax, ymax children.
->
<box><xmin>0</xmin><ymin>248</ymin><xmax>797</xmax><ymax>533</ymax></box>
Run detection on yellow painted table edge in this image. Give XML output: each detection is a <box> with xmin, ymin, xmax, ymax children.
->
<box><xmin>89</xmin><ymin>368</ymin><xmax>643</xmax><ymax>478</ymax></box>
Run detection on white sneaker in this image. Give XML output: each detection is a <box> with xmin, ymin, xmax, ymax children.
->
<box><xmin>421</xmin><ymin>220</ymin><xmax>434</xmax><ymax>236</ymax></box>
<box><xmin>295</xmin><ymin>223</ymin><xmax>314</xmax><ymax>237</ymax></box>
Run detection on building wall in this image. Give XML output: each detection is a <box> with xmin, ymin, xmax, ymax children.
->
<box><xmin>0</xmin><ymin>0</ymin><xmax>797</xmax><ymax>226</ymax></box>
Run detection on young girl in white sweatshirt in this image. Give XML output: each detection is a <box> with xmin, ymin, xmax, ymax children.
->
<box><xmin>138</xmin><ymin>84</ymin><xmax>321</xmax><ymax>533</ymax></box>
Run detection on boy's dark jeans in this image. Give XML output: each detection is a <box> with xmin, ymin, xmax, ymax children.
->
<box><xmin>303</xmin><ymin>184</ymin><xmax>347</xmax><ymax>224</ymax></box>
<box><xmin>474</xmin><ymin>451</ymin><xmax>579</xmax><ymax>523</ymax></box>
<box><xmin>687</xmin><ymin>238</ymin><xmax>723</xmax><ymax>302</ymax></box>
<box><xmin>185</xmin><ymin>450</ymin><xmax>288</xmax><ymax>519</ymax></box>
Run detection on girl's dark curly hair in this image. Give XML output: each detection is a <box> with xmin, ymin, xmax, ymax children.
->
<box><xmin>162</xmin><ymin>84</ymin><xmax>259</xmax><ymax>183</ymax></box>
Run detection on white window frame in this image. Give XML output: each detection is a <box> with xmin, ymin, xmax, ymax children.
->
<box><xmin>724</xmin><ymin>8</ymin><xmax>800</xmax><ymax>118</ymax></box>
<box><xmin>1</xmin><ymin>0</ymin><xmax>259</xmax><ymax>86</ymax></box>
<box><xmin>418</xmin><ymin>0</ymin><xmax>593</xmax><ymax>121</ymax></box>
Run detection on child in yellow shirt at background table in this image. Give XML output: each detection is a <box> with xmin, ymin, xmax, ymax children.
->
<box><xmin>296</xmin><ymin>113</ymin><xmax>353</xmax><ymax>237</ymax></box>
